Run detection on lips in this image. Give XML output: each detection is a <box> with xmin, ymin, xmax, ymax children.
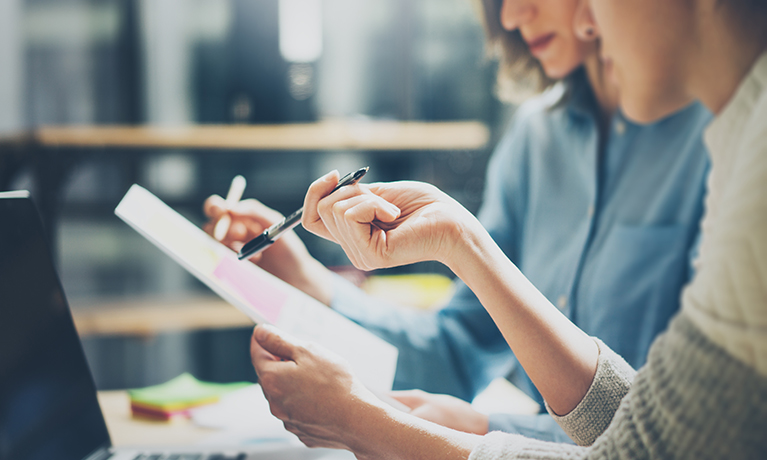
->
<box><xmin>526</xmin><ymin>33</ymin><xmax>555</xmax><ymax>56</ymax></box>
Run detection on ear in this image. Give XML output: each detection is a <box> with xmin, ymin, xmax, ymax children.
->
<box><xmin>574</xmin><ymin>0</ymin><xmax>599</xmax><ymax>42</ymax></box>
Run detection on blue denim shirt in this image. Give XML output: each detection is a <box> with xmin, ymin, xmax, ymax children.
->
<box><xmin>331</xmin><ymin>70</ymin><xmax>711</xmax><ymax>443</ymax></box>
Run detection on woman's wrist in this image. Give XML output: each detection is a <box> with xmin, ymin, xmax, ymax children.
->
<box><xmin>439</xmin><ymin>215</ymin><xmax>600</xmax><ymax>415</ymax></box>
<box><xmin>345</xmin><ymin>398</ymin><xmax>481</xmax><ymax>460</ymax></box>
<box><xmin>439</xmin><ymin>214</ymin><xmax>496</xmax><ymax>281</ymax></box>
<box><xmin>292</xmin><ymin>256</ymin><xmax>334</xmax><ymax>305</ymax></box>
<box><xmin>301</xmin><ymin>257</ymin><xmax>333</xmax><ymax>306</ymax></box>
<box><xmin>263</xmin><ymin>232</ymin><xmax>334</xmax><ymax>305</ymax></box>
<box><xmin>334</xmin><ymin>388</ymin><xmax>403</xmax><ymax>458</ymax></box>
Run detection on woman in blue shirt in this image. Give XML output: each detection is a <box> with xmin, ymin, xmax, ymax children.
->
<box><xmin>204</xmin><ymin>0</ymin><xmax>710</xmax><ymax>443</ymax></box>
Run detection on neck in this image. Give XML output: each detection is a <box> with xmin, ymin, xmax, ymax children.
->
<box><xmin>583</xmin><ymin>51</ymin><xmax>620</xmax><ymax>122</ymax></box>
<box><xmin>689</xmin><ymin>5</ymin><xmax>767</xmax><ymax>114</ymax></box>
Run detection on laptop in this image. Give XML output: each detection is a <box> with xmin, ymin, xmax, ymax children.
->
<box><xmin>0</xmin><ymin>191</ymin><xmax>353</xmax><ymax>460</ymax></box>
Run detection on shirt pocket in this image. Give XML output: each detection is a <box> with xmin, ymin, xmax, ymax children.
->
<box><xmin>585</xmin><ymin>224</ymin><xmax>689</xmax><ymax>368</ymax></box>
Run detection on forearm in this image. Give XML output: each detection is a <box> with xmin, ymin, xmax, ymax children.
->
<box><xmin>332</xmin><ymin>274</ymin><xmax>509</xmax><ymax>400</ymax></box>
<box><xmin>256</xmin><ymin>231</ymin><xmax>334</xmax><ymax>305</ymax></box>
<box><xmin>487</xmin><ymin>413</ymin><xmax>574</xmax><ymax>444</ymax></box>
<box><xmin>347</xmin><ymin>401</ymin><xmax>482</xmax><ymax>460</ymax></box>
<box><xmin>445</xmin><ymin>220</ymin><xmax>598</xmax><ymax>416</ymax></box>
<box><xmin>286</xmin><ymin>251</ymin><xmax>334</xmax><ymax>305</ymax></box>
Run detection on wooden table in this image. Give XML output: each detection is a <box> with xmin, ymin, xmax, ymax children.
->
<box><xmin>97</xmin><ymin>380</ymin><xmax>540</xmax><ymax>448</ymax></box>
<box><xmin>98</xmin><ymin>390</ymin><xmax>218</xmax><ymax>447</ymax></box>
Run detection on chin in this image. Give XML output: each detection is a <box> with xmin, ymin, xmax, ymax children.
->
<box><xmin>620</xmin><ymin>94</ymin><xmax>692</xmax><ymax>125</ymax></box>
<box><xmin>621</xmin><ymin>105</ymin><xmax>665</xmax><ymax>124</ymax></box>
<box><xmin>542</xmin><ymin>63</ymin><xmax>579</xmax><ymax>81</ymax></box>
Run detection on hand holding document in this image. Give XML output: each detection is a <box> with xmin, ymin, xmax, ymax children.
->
<box><xmin>115</xmin><ymin>184</ymin><xmax>398</xmax><ymax>393</ymax></box>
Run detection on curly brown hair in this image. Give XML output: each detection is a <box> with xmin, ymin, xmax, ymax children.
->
<box><xmin>476</xmin><ymin>0</ymin><xmax>557</xmax><ymax>103</ymax></box>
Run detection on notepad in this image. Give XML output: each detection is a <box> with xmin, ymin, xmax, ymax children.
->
<box><xmin>128</xmin><ymin>373</ymin><xmax>251</xmax><ymax>421</ymax></box>
<box><xmin>115</xmin><ymin>184</ymin><xmax>398</xmax><ymax>393</ymax></box>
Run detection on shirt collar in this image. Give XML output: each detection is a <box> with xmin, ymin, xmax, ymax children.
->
<box><xmin>563</xmin><ymin>67</ymin><xmax>601</xmax><ymax>120</ymax></box>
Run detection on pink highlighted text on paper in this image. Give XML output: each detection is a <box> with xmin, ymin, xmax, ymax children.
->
<box><xmin>212</xmin><ymin>255</ymin><xmax>287</xmax><ymax>324</ymax></box>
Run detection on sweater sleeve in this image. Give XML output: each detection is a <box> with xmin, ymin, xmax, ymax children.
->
<box><xmin>467</xmin><ymin>339</ymin><xmax>635</xmax><ymax>460</ymax></box>
<box><xmin>469</xmin><ymin>313</ymin><xmax>767</xmax><ymax>460</ymax></box>
<box><xmin>544</xmin><ymin>339</ymin><xmax>636</xmax><ymax>446</ymax></box>
<box><xmin>469</xmin><ymin>431</ymin><xmax>589</xmax><ymax>460</ymax></box>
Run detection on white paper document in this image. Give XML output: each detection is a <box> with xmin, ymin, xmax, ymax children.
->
<box><xmin>115</xmin><ymin>184</ymin><xmax>398</xmax><ymax>393</ymax></box>
<box><xmin>191</xmin><ymin>385</ymin><xmax>298</xmax><ymax>445</ymax></box>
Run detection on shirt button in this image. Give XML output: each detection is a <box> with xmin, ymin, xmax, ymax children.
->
<box><xmin>557</xmin><ymin>295</ymin><xmax>568</xmax><ymax>310</ymax></box>
<box><xmin>587</xmin><ymin>205</ymin><xmax>595</xmax><ymax>218</ymax></box>
<box><xmin>615</xmin><ymin>120</ymin><xmax>626</xmax><ymax>135</ymax></box>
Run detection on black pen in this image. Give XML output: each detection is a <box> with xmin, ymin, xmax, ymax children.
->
<box><xmin>237</xmin><ymin>166</ymin><xmax>369</xmax><ymax>260</ymax></box>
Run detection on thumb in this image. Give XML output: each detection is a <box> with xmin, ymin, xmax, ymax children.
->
<box><xmin>204</xmin><ymin>194</ymin><xmax>227</xmax><ymax>219</ymax></box>
<box><xmin>302</xmin><ymin>170</ymin><xmax>340</xmax><ymax>240</ymax></box>
<box><xmin>231</xmin><ymin>199</ymin><xmax>285</xmax><ymax>228</ymax></box>
<box><xmin>253</xmin><ymin>324</ymin><xmax>301</xmax><ymax>361</ymax></box>
<box><xmin>388</xmin><ymin>390</ymin><xmax>428</xmax><ymax>410</ymax></box>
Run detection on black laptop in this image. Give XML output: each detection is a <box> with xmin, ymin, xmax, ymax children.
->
<box><xmin>0</xmin><ymin>191</ymin><xmax>351</xmax><ymax>460</ymax></box>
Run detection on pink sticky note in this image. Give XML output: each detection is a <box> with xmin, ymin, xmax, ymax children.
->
<box><xmin>213</xmin><ymin>255</ymin><xmax>287</xmax><ymax>323</ymax></box>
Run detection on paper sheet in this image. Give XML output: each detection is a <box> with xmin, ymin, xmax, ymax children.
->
<box><xmin>191</xmin><ymin>385</ymin><xmax>298</xmax><ymax>445</ymax></box>
<box><xmin>115</xmin><ymin>184</ymin><xmax>398</xmax><ymax>393</ymax></box>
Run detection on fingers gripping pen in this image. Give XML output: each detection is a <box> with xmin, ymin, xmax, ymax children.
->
<box><xmin>237</xmin><ymin>167</ymin><xmax>369</xmax><ymax>260</ymax></box>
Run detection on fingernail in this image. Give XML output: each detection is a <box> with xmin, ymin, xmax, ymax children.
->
<box><xmin>254</xmin><ymin>325</ymin><xmax>268</xmax><ymax>341</ymax></box>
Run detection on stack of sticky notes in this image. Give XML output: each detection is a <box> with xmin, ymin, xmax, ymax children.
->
<box><xmin>128</xmin><ymin>373</ymin><xmax>251</xmax><ymax>421</ymax></box>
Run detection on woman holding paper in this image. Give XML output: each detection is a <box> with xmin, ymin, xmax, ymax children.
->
<box><xmin>250</xmin><ymin>0</ymin><xmax>767</xmax><ymax>457</ymax></box>
<box><xmin>207</xmin><ymin>0</ymin><xmax>709</xmax><ymax>442</ymax></box>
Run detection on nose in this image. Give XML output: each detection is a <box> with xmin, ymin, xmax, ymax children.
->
<box><xmin>499</xmin><ymin>0</ymin><xmax>536</xmax><ymax>31</ymax></box>
<box><xmin>573</xmin><ymin>0</ymin><xmax>599</xmax><ymax>41</ymax></box>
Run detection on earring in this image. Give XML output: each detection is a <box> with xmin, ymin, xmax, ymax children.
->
<box><xmin>584</xmin><ymin>27</ymin><xmax>595</xmax><ymax>38</ymax></box>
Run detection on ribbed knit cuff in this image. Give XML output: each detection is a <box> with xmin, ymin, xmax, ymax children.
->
<box><xmin>545</xmin><ymin>338</ymin><xmax>636</xmax><ymax>446</ymax></box>
<box><xmin>469</xmin><ymin>431</ymin><xmax>588</xmax><ymax>460</ymax></box>
<box><xmin>469</xmin><ymin>431</ymin><xmax>531</xmax><ymax>460</ymax></box>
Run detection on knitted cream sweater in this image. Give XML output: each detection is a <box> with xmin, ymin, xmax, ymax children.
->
<box><xmin>469</xmin><ymin>53</ymin><xmax>767</xmax><ymax>459</ymax></box>
<box><xmin>470</xmin><ymin>314</ymin><xmax>767</xmax><ymax>459</ymax></box>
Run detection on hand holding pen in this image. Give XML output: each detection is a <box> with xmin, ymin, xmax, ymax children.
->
<box><xmin>202</xmin><ymin>171</ymin><xmax>359</xmax><ymax>305</ymax></box>
<box><xmin>204</xmin><ymin>183</ymin><xmax>286</xmax><ymax>255</ymax></box>
<box><xmin>302</xmin><ymin>175</ymin><xmax>477</xmax><ymax>271</ymax></box>
<box><xmin>237</xmin><ymin>167</ymin><xmax>369</xmax><ymax>260</ymax></box>
<box><xmin>203</xmin><ymin>167</ymin><xmax>369</xmax><ymax>259</ymax></box>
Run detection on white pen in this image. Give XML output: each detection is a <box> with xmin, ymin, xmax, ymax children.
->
<box><xmin>214</xmin><ymin>175</ymin><xmax>247</xmax><ymax>241</ymax></box>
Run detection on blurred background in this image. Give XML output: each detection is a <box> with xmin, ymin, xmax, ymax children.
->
<box><xmin>0</xmin><ymin>0</ymin><xmax>512</xmax><ymax>389</ymax></box>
